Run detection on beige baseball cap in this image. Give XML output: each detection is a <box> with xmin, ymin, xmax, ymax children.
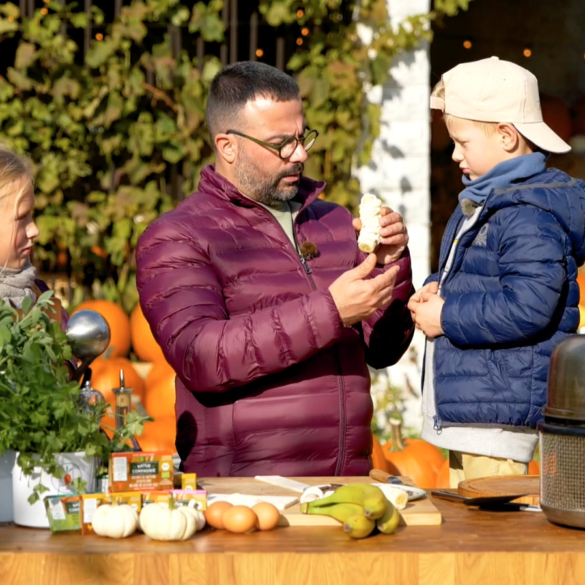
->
<box><xmin>430</xmin><ymin>56</ymin><xmax>571</xmax><ymax>154</ymax></box>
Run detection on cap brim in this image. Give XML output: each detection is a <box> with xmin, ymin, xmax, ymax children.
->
<box><xmin>513</xmin><ymin>121</ymin><xmax>571</xmax><ymax>154</ymax></box>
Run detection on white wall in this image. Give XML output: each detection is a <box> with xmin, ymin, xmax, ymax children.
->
<box><xmin>357</xmin><ymin>0</ymin><xmax>431</xmax><ymax>434</ymax></box>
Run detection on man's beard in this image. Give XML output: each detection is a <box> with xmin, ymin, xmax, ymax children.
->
<box><xmin>235</xmin><ymin>153</ymin><xmax>304</xmax><ymax>209</ymax></box>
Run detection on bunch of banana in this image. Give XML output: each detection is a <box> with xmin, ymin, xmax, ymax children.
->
<box><xmin>300</xmin><ymin>483</ymin><xmax>401</xmax><ymax>539</ymax></box>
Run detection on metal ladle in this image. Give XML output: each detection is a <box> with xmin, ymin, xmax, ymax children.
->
<box><xmin>66</xmin><ymin>309</ymin><xmax>111</xmax><ymax>383</ymax></box>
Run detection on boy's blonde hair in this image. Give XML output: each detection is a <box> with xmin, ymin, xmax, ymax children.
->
<box><xmin>431</xmin><ymin>79</ymin><xmax>498</xmax><ymax>136</ymax></box>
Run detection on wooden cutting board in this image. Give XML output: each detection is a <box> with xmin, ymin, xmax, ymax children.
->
<box><xmin>458</xmin><ymin>474</ymin><xmax>540</xmax><ymax>505</ymax></box>
<box><xmin>198</xmin><ymin>476</ymin><xmax>442</xmax><ymax>527</ymax></box>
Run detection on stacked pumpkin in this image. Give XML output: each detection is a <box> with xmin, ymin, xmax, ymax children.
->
<box><xmin>71</xmin><ymin>300</ymin><xmax>177</xmax><ymax>453</ymax></box>
<box><xmin>374</xmin><ymin>419</ymin><xmax>540</xmax><ymax>489</ymax></box>
<box><xmin>578</xmin><ymin>270</ymin><xmax>585</xmax><ymax>332</ymax></box>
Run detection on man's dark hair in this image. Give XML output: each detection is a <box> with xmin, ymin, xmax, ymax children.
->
<box><xmin>206</xmin><ymin>61</ymin><xmax>300</xmax><ymax>147</ymax></box>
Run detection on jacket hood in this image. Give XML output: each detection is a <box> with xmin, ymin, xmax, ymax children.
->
<box><xmin>486</xmin><ymin>168</ymin><xmax>585</xmax><ymax>264</ymax></box>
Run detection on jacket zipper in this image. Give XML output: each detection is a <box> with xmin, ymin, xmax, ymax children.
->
<box><xmin>253</xmin><ymin>204</ymin><xmax>347</xmax><ymax>475</ymax></box>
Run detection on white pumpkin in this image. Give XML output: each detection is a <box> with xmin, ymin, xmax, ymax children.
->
<box><xmin>139</xmin><ymin>501</ymin><xmax>198</xmax><ymax>541</ymax></box>
<box><xmin>92</xmin><ymin>503</ymin><xmax>138</xmax><ymax>539</ymax></box>
<box><xmin>181</xmin><ymin>505</ymin><xmax>206</xmax><ymax>531</ymax></box>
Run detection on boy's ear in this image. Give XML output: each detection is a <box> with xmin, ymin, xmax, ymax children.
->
<box><xmin>498</xmin><ymin>123</ymin><xmax>521</xmax><ymax>152</ymax></box>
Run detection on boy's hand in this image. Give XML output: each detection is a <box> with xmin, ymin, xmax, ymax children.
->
<box><xmin>409</xmin><ymin>291</ymin><xmax>445</xmax><ymax>338</ymax></box>
<box><xmin>408</xmin><ymin>282</ymin><xmax>439</xmax><ymax>306</ymax></box>
<box><xmin>353</xmin><ymin>206</ymin><xmax>408</xmax><ymax>265</ymax></box>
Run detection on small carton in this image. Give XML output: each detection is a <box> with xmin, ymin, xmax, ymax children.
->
<box><xmin>44</xmin><ymin>494</ymin><xmax>81</xmax><ymax>533</ymax></box>
<box><xmin>109</xmin><ymin>451</ymin><xmax>174</xmax><ymax>493</ymax></box>
<box><xmin>181</xmin><ymin>473</ymin><xmax>197</xmax><ymax>490</ymax></box>
<box><xmin>142</xmin><ymin>489</ymin><xmax>207</xmax><ymax>511</ymax></box>
<box><xmin>81</xmin><ymin>492</ymin><xmax>142</xmax><ymax>535</ymax></box>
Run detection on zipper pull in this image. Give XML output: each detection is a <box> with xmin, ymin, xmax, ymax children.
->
<box><xmin>300</xmin><ymin>255</ymin><xmax>312</xmax><ymax>274</ymax></box>
<box><xmin>433</xmin><ymin>415</ymin><xmax>443</xmax><ymax>434</ymax></box>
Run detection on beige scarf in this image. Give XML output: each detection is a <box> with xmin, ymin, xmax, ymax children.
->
<box><xmin>0</xmin><ymin>261</ymin><xmax>37</xmax><ymax>307</ymax></box>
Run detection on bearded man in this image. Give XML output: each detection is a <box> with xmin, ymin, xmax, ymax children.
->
<box><xmin>136</xmin><ymin>61</ymin><xmax>414</xmax><ymax>477</ymax></box>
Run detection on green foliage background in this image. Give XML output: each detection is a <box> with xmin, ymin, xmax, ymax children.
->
<box><xmin>0</xmin><ymin>0</ymin><xmax>471</xmax><ymax>311</ymax></box>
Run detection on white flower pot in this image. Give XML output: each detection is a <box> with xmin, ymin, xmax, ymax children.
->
<box><xmin>0</xmin><ymin>450</ymin><xmax>16</xmax><ymax>523</ymax></box>
<box><xmin>12</xmin><ymin>451</ymin><xmax>97</xmax><ymax>528</ymax></box>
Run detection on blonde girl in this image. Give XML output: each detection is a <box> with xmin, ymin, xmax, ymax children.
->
<box><xmin>0</xmin><ymin>144</ymin><xmax>63</xmax><ymax>323</ymax></box>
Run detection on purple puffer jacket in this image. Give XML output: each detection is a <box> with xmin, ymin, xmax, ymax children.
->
<box><xmin>136</xmin><ymin>165</ymin><xmax>414</xmax><ymax>477</ymax></box>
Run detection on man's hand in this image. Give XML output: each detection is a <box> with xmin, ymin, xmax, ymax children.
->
<box><xmin>408</xmin><ymin>291</ymin><xmax>445</xmax><ymax>338</ymax></box>
<box><xmin>329</xmin><ymin>254</ymin><xmax>400</xmax><ymax>327</ymax></box>
<box><xmin>352</xmin><ymin>206</ymin><xmax>408</xmax><ymax>265</ymax></box>
<box><xmin>408</xmin><ymin>281</ymin><xmax>439</xmax><ymax>306</ymax></box>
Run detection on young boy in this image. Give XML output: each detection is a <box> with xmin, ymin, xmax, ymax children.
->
<box><xmin>409</xmin><ymin>57</ymin><xmax>585</xmax><ymax>487</ymax></box>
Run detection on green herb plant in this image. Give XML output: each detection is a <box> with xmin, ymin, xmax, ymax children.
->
<box><xmin>0</xmin><ymin>291</ymin><xmax>149</xmax><ymax>504</ymax></box>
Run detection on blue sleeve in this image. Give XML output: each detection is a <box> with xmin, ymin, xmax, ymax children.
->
<box><xmin>441</xmin><ymin>208</ymin><xmax>567</xmax><ymax>346</ymax></box>
<box><xmin>424</xmin><ymin>273</ymin><xmax>440</xmax><ymax>286</ymax></box>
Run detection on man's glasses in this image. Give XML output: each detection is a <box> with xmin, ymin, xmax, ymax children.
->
<box><xmin>226</xmin><ymin>128</ymin><xmax>319</xmax><ymax>160</ymax></box>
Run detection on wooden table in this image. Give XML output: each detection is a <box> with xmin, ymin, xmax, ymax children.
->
<box><xmin>1</xmin><ymin>493</ymin><xmax>584</xmax><ymax>585</ymax></box>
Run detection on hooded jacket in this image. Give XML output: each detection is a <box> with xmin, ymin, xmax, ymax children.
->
<box><xmin>427</xmin><ymin>168</ymin><xmax>585</xmax><ymax>429</ymax></box>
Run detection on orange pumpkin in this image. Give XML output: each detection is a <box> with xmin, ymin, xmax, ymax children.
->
<box><xmin>540</xmin><ymin>94</ymin><xmax>572</xmax><ymax>143</ymax></box>
<box><xmin>144</xmin><ymin>367</ymin><xmax>176</xmax><ymax>420</ymax></box>
<box><xmin>138</xmin><ymin>416</ymin><xmax>177</xmax><ymax>452</ymax></box>
<box><xmin>72</xmin><ymin>300</ymin><xmax>131</xmax><ymax>358</ymax></box>
<box><xmin>571</xmin><ymin>95</ymin><xmax>585</xmax><ymax>137</ymax></box>
<box><xmin>528</xmin><ymin>458</ymin><xmax>540</xmax><ymax>475</ymax></box>
<box><xmin>130</xmin><ymin>303</ymin><xmax>165</xmax><ymax>363</ymax></box>
<box><xmin>146</xmin><ymin>359</ymin><xmax>175</xmax><ymax>388</ymax></box>
<box><xmin>382</xmin><ymin>419</ymin><xmax>443</xmax><ymax>488</ymax></box>
<box><xmin>91</xmin><ymin>357</ymin><xmax>145</xmax><ymax>407</ymax></box>
<box><xmin>371</xmin><ymin>433</ymin><xmax>393</xmax><ymax>474</ymax></box>
<box><xmin>435</xmin><ymin>458</ymin><xmax>451</xmax><ymax>489</ymax></box>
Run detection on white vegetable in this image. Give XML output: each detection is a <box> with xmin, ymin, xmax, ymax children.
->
<box><xmin>139</xmin><ymin>501</ymin><xmax>198</xmax><ymax>541</ymax></box>
<box><xmin>92</xmin><ymin>503</ymin><xmax>138</xmax><ymax>539</ymax></box>
<box><xmin>357</xmin><ymin>193</ymin><xmax>383</xmax><ymax>253</ymax></box>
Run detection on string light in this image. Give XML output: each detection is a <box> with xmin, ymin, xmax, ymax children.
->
<box><xmin>523</xmin><ymin>47</ymin><xmax>532</xmax><ymax>58</ymax></box>
<box><xmin>255</xmin><ymin>49</ymin><xmax>264</xmax><ymax>58</ymax></box>
<box><xmin>296</xmin><ymin>38</ymin><xmax>303</xmax><ymax>46</ymax></box>
<box><xmin>95</xmin><ymin>33</ymin><xmax>104</xmax><ymax>41</ymax></box>
<box><xmin>301</xmin><ymin>27</ymin><xmax>309</xmax><ymax>37</ymax></box>
<box><xmin>40</xmin><ymin>8</ymin><xmax>48</xmax><ymax>15</ymax></box>
<box><xmin>463</xmin><ymin>39</ymin><xmax>472</xmax><ymax>49</ymax></box>
<box><xmin>297</xmin><ymin>9</ymin><xmax>304</xmax><ymax>18</ymax></box>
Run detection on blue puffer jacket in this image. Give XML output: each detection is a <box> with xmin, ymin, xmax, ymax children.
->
<box><xmin>428</xmin><ymin>168</ymin><xmax>585</xmax><ymax>429</ymax></box>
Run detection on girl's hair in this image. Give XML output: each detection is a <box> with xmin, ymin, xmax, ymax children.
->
<box><xmin>0</xmin><ymin>143</ymin><xmax>34</xmax><ymax>205</ymax></box>
<box><xmin>0</xmin><ymin>144</ymin><xmax>35</xmax><ymax>272</ymax></box>
<box><xmin>431</xmin><ymin>78</ymin><xmax>498</xmax><ymax>136</ymax></box>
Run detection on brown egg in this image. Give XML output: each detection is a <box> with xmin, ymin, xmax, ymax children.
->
<box><xmin>222</xmin><ymin>505</ymin><xmax>258</xmax><ymax>534</ymax></box>
<box><xmin>204</xmin><ymin>501</ymin><xmax>233</xmax><ymax>529</ymax></box>
<box><xmin>252</xmin><ymin>502</ymin><xmax>280</xmax><ymax>531</ymax></box>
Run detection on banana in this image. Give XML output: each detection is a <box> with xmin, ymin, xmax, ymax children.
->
<box><xmin>343</xmin><ymin>514</ymin><xmax>376</xmax><ymax>539</ymax></box>
<box><xmin>384</xmin><ymin>488</ymin><xmax>408</xmax><ymax>510</ymax></box>
<box><xmin>376</xmin><ymin>498</ymin><xmax>401</xmax><ymax>535</ymax></box>
<box><xmin>300</xmin><ymin>502</ymin><xmax>365</xmax><ymax>524</ymax></box>
<box><xmin>307</xmin><ymin>483</ymin><xmax>388</xmax><ymax>520</ymax></box>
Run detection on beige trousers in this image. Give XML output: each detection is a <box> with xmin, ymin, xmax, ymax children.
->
<box><xmin>449</xmin><ymin>451</ymin><xmax>528</xmax><ymax>489</ymax></box>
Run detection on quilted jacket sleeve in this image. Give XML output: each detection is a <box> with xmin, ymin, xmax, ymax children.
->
<box><xmin>358</xmin><ymin>248</ymin><xmax>415</xmax><ymax>369</ymax></box>
<box><xmin>136</xmin><ymin>222</ymin><xmax>345</xmax><ymax>394</ymax></box>
<box><xmin>441</xmin><ymin>206</ymin><xmax>568</xmax><ymax>347</ymax></box>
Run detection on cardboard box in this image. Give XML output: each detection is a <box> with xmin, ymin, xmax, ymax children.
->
<box><xmin>44</xmin><ymin>494</ymin><xmax>81</xmax><ymax>533</ymax></box>
<box><xmin>142</xmin><ymin>489</ymin><xmax>207</xmax><ymax>511</ymax></box>
<box><xmin>181</xmin><ymin>473</ymin><xmax>197</xmax><ymax>490</ymax></box>
<box><xmin>109</xmin><ymin>451</ymin><xmax>173</xmax><ymax>493</ymax></box>
<box><xmin>81</xmin><ymin>492</ymin><xmax>142</xmax><ymax>535</ymax></box>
